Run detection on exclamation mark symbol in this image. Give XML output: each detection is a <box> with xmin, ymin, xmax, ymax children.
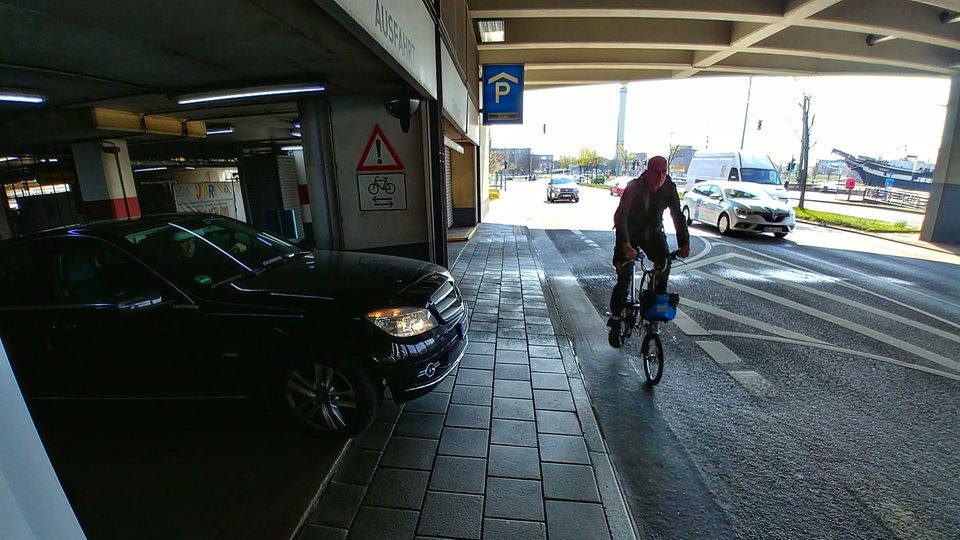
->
<box><xmin>375</xmin><ymin>139</ymin><xmax>383</xmax><ymax>164</ymax></box>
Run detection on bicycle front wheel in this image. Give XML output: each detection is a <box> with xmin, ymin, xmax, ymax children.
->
<box><xmin>641</xmin><ymin>331</ymin><xmax>664</xmax><ymax>385</ymax></box>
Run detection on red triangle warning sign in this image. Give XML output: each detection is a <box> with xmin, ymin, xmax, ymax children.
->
<box><xmin>357</xmin><ymin>124</ymin><xmax>405</xmax><ymax>171</ymax></box>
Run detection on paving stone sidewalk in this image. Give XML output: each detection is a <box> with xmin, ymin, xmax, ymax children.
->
<box><xmin>297</xmin><ymin>223</ymin><xmax>637</xmax><ymax>540</ymax></box>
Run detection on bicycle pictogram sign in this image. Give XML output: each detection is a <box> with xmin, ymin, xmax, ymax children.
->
<box><xmin>357</xmin><ymin>173</ymin><xmax>406</xmax><ymax>211</ymax></box>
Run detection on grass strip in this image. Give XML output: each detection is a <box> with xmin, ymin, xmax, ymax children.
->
<box><xmin>794</xmin><ymin>208</ymin><xmax>919</xmax><ymax>233</ymax></box>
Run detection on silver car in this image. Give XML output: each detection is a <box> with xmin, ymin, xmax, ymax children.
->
<box><xmin>682</xmin><ymin>181</ymin><xmax>795</xmax><ymax>238</ymax></box>
<box><xmin>546</xmin><ymin>176</ymin><xmax>580</xmax><ymax>203</ymax></box>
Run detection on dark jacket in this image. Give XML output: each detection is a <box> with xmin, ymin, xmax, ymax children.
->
<box><xmin>614</xmin><ymin>173</ymin><xmax>690</xmax><ymax>248</ymax></box>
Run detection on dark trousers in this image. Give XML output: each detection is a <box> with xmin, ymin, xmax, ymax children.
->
<box><xmin>609</xmin><ymin>230</ymin><xmax>671</xmax><ymax>317</ymax></box>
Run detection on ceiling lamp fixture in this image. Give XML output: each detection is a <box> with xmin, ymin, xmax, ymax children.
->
<box><xmin>290</xmin><ymin>129</ymin><xmax>302</xmax><ymax>137</ymax></box>
<box><xmin>205</xmin><ymin>123</ymin><xmax>235</xmax><ymax>135</ymax></box>
<box><xmin>172</xmin><ymin>82</ymin><xmax>326</xmax><ymax>105</ymax></box>
<box><xmin>941</xmin><ymin>11</ymin><xmax>960</xmax><ymax>24</ymax></box>
<box><xmin>865</xmin><ymin>34</ymin><xmax>896</xmax><ymax>46</ymax></box>
<box><xmin>477</xmin><ymin>19</ymin><xmax>505</xmax><ymax>43</ymax></box>
<box><xmin>0</xmin><ymin>88</ymin><xmax>46</xmax><ymax>104</ymax></box>
<box><xmin>280</xmin><ymin>145</ymin><xmax>303</xmax><ymax>152</ymax></box>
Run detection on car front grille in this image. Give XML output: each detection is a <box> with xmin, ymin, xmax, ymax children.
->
<box><xmin>757</xmin><ymin>211</ymin><xmax>788</xmax><ymax>222</ymax></box>
<box><xmin>429</xmin><ymin>274</ymin><xmax>465</xmax><ymax>324</ymax></box>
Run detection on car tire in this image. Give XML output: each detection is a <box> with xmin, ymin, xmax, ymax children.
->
<box><xmin>718</xmin><ymin>214</ymin><xmax>731</xmax><ymax>235</ymax></box>
<box><xmin>278</xmin><ymin>356</ymin><xmax>381</xmax><ymax>436</ymax></box>
<box><xmin>573</xmin><ymin>197</ymin><xmax>579</xmax><ymax>203</ymax></box>
<box><xmin>774</xmin><ymin>232</ymin><xmax>788</xmax><ymax>239</ymax></box>
<box><xmin>682</xmin><ymin>206</ymin><xmax>693</xmax><ymax>225</ymax></box>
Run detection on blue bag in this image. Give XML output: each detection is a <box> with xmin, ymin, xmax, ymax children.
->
<box><xmin>641</xmin><ymin>292</ymin><xmax>679</xmax><ymax>322</ymax></box>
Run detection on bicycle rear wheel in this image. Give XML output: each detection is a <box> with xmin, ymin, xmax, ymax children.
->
<box><xmin>641</xmin><ymin>331</ymin><xmax>664</xmax><ymax>385</ymax></box>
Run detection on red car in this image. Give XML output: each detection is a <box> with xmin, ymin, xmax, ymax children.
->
<box><xmin>610</xmin><ymin>182</ymin><xmax>625</xmax><ymax>196</ymax></box>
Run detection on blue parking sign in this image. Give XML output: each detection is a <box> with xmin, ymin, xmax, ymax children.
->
<box><xmin>482</xmin><ymin>64</ymin><xmax>523</xmax><ymax>124</ymax></box>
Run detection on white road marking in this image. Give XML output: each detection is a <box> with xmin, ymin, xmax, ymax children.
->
<box><xmin>696</xmin><ymin>341</ymin><xmax>741</xmax><ymax>364</ymax></box>
<box><xmin>681</xmin><ymin>297</ymin><xmax>825</xmax><ymax>343</ymax></box>
<box><xmin>727</xmin><ymin>371</ymin><xmax>778</xmax><ymax>397</ymax></box>
<box><xmin>689</xmin><ymin>269</ymin><xmax>960</xmax><ymax>374</ymax></box>
<box><xmin>674</xmin><ymin>308</ymin><xmax>710</xmax><ymax>336</ymax></box>
<box><xmin>570</xmin><ymin>229</ymin><xmax>600</xmax><ymax>249</ymax></box>
<box><xmin>719</xmin><ymin>259</ymin><xmax>960</xmax><ymax>333</ymax></box>
<box><xmin>709</xmin><ymin>331</ymin><xmax>960</xmax><ymax>381</ymax></box>
<box><xmin>851</xmin><ymin>485</ymin><xmax>941</xmax><ymax>540</ymax></box>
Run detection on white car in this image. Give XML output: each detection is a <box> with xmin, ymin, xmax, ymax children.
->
<box><xmin>682</xmin><ymin>181</ymin><xmax>795</xmax><ymax>238</ymax></box>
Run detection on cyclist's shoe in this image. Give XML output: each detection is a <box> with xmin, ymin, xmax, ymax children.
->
<box><xmin>607</xmin><ymin>317</ymin><xmax>622</xmax><ymax>348</ymax></box>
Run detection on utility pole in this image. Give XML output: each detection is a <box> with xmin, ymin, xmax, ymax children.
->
<box><xmin>739</xmin><ymin>76</ymin><xmax>753</xmax><ymax>150</ymax></box>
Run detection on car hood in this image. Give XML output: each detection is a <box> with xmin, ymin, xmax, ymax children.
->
<box><xmin>730</xmin><ymin>199</ymin><xmax>793</xmax><ymax>213</ymax></box>
<box><xmin>230</xmin><ymin>250</ymin><xmax>444</xmax><ymax>305</ymax></box>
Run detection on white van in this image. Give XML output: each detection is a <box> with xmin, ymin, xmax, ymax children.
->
<box><xmin>684</xmin><ymin>151</ymin><xmax>789</xmax><ymax>202</ymax></box>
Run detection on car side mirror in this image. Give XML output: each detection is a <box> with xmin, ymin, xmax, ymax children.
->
<box><xmin>709</xmin><ymin>193</ymin><xmax>721</xmax><ymax>200</ymax></box>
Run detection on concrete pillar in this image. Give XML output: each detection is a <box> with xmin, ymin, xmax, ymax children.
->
<box><xmin>298</xmin><ymin>98</ymin><xmax>337</xmax><ymax>250</ymax></box>
<box><xmin>71</xmin><ymin>139</ymin><xmax>140</xmax><ymax>221</ymax></box>
<box><xmin>922</xmin><ymin>75</ymin><xmax>960</xmax><ymax>243</ymax></box>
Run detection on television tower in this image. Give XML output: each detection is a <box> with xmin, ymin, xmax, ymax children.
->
<box><xmin>616</xmin><ymin>84</ymin><xmax>627</xmax><ymax>175</ymax></box>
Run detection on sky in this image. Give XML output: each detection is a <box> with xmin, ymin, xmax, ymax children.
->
<box><xmin>488</xmin><ymin>75</ymin><xmax>952</xmax><ymax>169</ymax></box>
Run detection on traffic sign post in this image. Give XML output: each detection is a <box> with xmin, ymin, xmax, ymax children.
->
<box><xmin>845</xmin><ymin>177</ymin><xmax>856</xmax><ymax>200</ymax></box>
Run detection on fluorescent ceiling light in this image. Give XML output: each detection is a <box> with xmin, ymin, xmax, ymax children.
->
<box><xmin>280</xmin><ymin>145</ymin><xmax>303</xmax><ymax>152</ymax></box>
<box><xmin>477</xmin><ymin>19</ymin><xmax>505</xmax><ymax>43</ymax></box>
<box><xmin>134</xmin><ymin>166</ymin><xmax>168</xmax><ymax>172</ymax></box>
<box><xmin>290</xmin><ymin>129</ymin><xmax>302</xmax><ymax>137</ymax></box>
<box><xmin>173</xmin><ymin>83</ymin><xmax>326</xmax><ymax>105</ymax></box>
<box><xmin>205</xmin><ymin>123</ymin><xmax>235</xmax><ymax>135</ymax></box>
<box><xmin>0</xmin><ymin>156</ymin><xmax>17</xmax><ymax>162</ymax></box>
<box><xmin>0</xmin><ymin>88</ymin><xmax>46</xmax><ymax>104</ymax></box>
<box><xmin>865</xmin><ymin>34</ymin><xmax>896</xmax><ymax>46</ymax></box>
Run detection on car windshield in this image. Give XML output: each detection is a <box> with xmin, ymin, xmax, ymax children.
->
<box><xmin>724</xmin><ymin>187</ymin><xmax>773</xmax><ymax>200</ymax></box>
<box><xmin>551</xmin><ymin>177</ymin><xmax>576</xmax><ymax>185</ymax></box>
<box><xmin>122</xmin><ymin>215</ymin><xmax>301</xmax><ymax>288</ymax></box>
<box><xmin>740</xmin><ymin>168</ymin><xmax>782</xmax><ymax>185</ymax></box>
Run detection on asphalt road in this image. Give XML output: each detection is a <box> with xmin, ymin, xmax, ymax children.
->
<box><xmin>491</xmin><ymin>177</ymin><xmax>960</xmax><ymax>539</ymax></box>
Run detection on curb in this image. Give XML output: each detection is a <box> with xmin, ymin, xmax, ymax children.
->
<box><xmin>795</xmin><ymin>218</ymin><xmax>959</xmax><ymax>256</ymax></box>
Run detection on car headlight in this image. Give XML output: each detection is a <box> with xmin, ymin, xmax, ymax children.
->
<box><xmin>366</xmin><ymin>307</ymin><xmax>438</xmax><ymax>337</ymax></box>
<box><xmin>734</xmin><ymin>208</ymin><xmax>750</xmax><ymax>218</ymax></box>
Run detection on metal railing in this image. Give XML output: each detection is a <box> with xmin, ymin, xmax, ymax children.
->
<box><xmin>861</xmin><ymin>187</ymin><xmax>930</xmax><ymax>210</ymax></box>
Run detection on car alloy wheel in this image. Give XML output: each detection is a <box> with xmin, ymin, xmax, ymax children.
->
<box><xmin>281</xmin><ymin>358</ymin><xmax>379</xmax><ymax>436</ymax></box>
<box><xmin>718</xmin><ymin>214</ymin><xmax>731</xmax><ymax>235</ymax></box>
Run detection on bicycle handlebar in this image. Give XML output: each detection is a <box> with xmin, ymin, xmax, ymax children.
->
<box><xmin>630</xmin><ymin>249</ymin><xmax>683</xmax><ymax>263</ymax></box>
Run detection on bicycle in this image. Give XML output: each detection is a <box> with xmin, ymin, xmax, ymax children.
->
<box><xmin>617</xmin><ymin>250</ymin><xmax>681</xmax><ymax>385</ymax></box>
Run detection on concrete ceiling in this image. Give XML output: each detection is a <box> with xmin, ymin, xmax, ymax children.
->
<box><xmin>1</xmin><ymin>0</ymin><xmax>959</xmax><ymax>163</ymax></box>
<box><xmin>0</xmin><ymin>0</ymin><xmax>409</xmax><ymax>160</ymax></box>
<box><xmin>471</xmin><ymin>0</ymin><xmax>960</xmax><ymax>86</ymax></box>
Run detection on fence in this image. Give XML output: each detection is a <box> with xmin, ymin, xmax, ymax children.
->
<box><xmin>861</xmin><ymin>187</ymin><xmax>930</xmax><ymax>210</ymax></box>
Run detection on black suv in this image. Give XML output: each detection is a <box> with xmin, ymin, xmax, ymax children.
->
<box><xmin>0</xmin><ymin>213</ymin><xmax>468</xmax><ymax>436</ymax></box>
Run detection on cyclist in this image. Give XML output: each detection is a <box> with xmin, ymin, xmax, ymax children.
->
<box><xmin>608</xmin><ymin>155</ymin><xmax>690</xmax><ymax>348</ymax></box>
